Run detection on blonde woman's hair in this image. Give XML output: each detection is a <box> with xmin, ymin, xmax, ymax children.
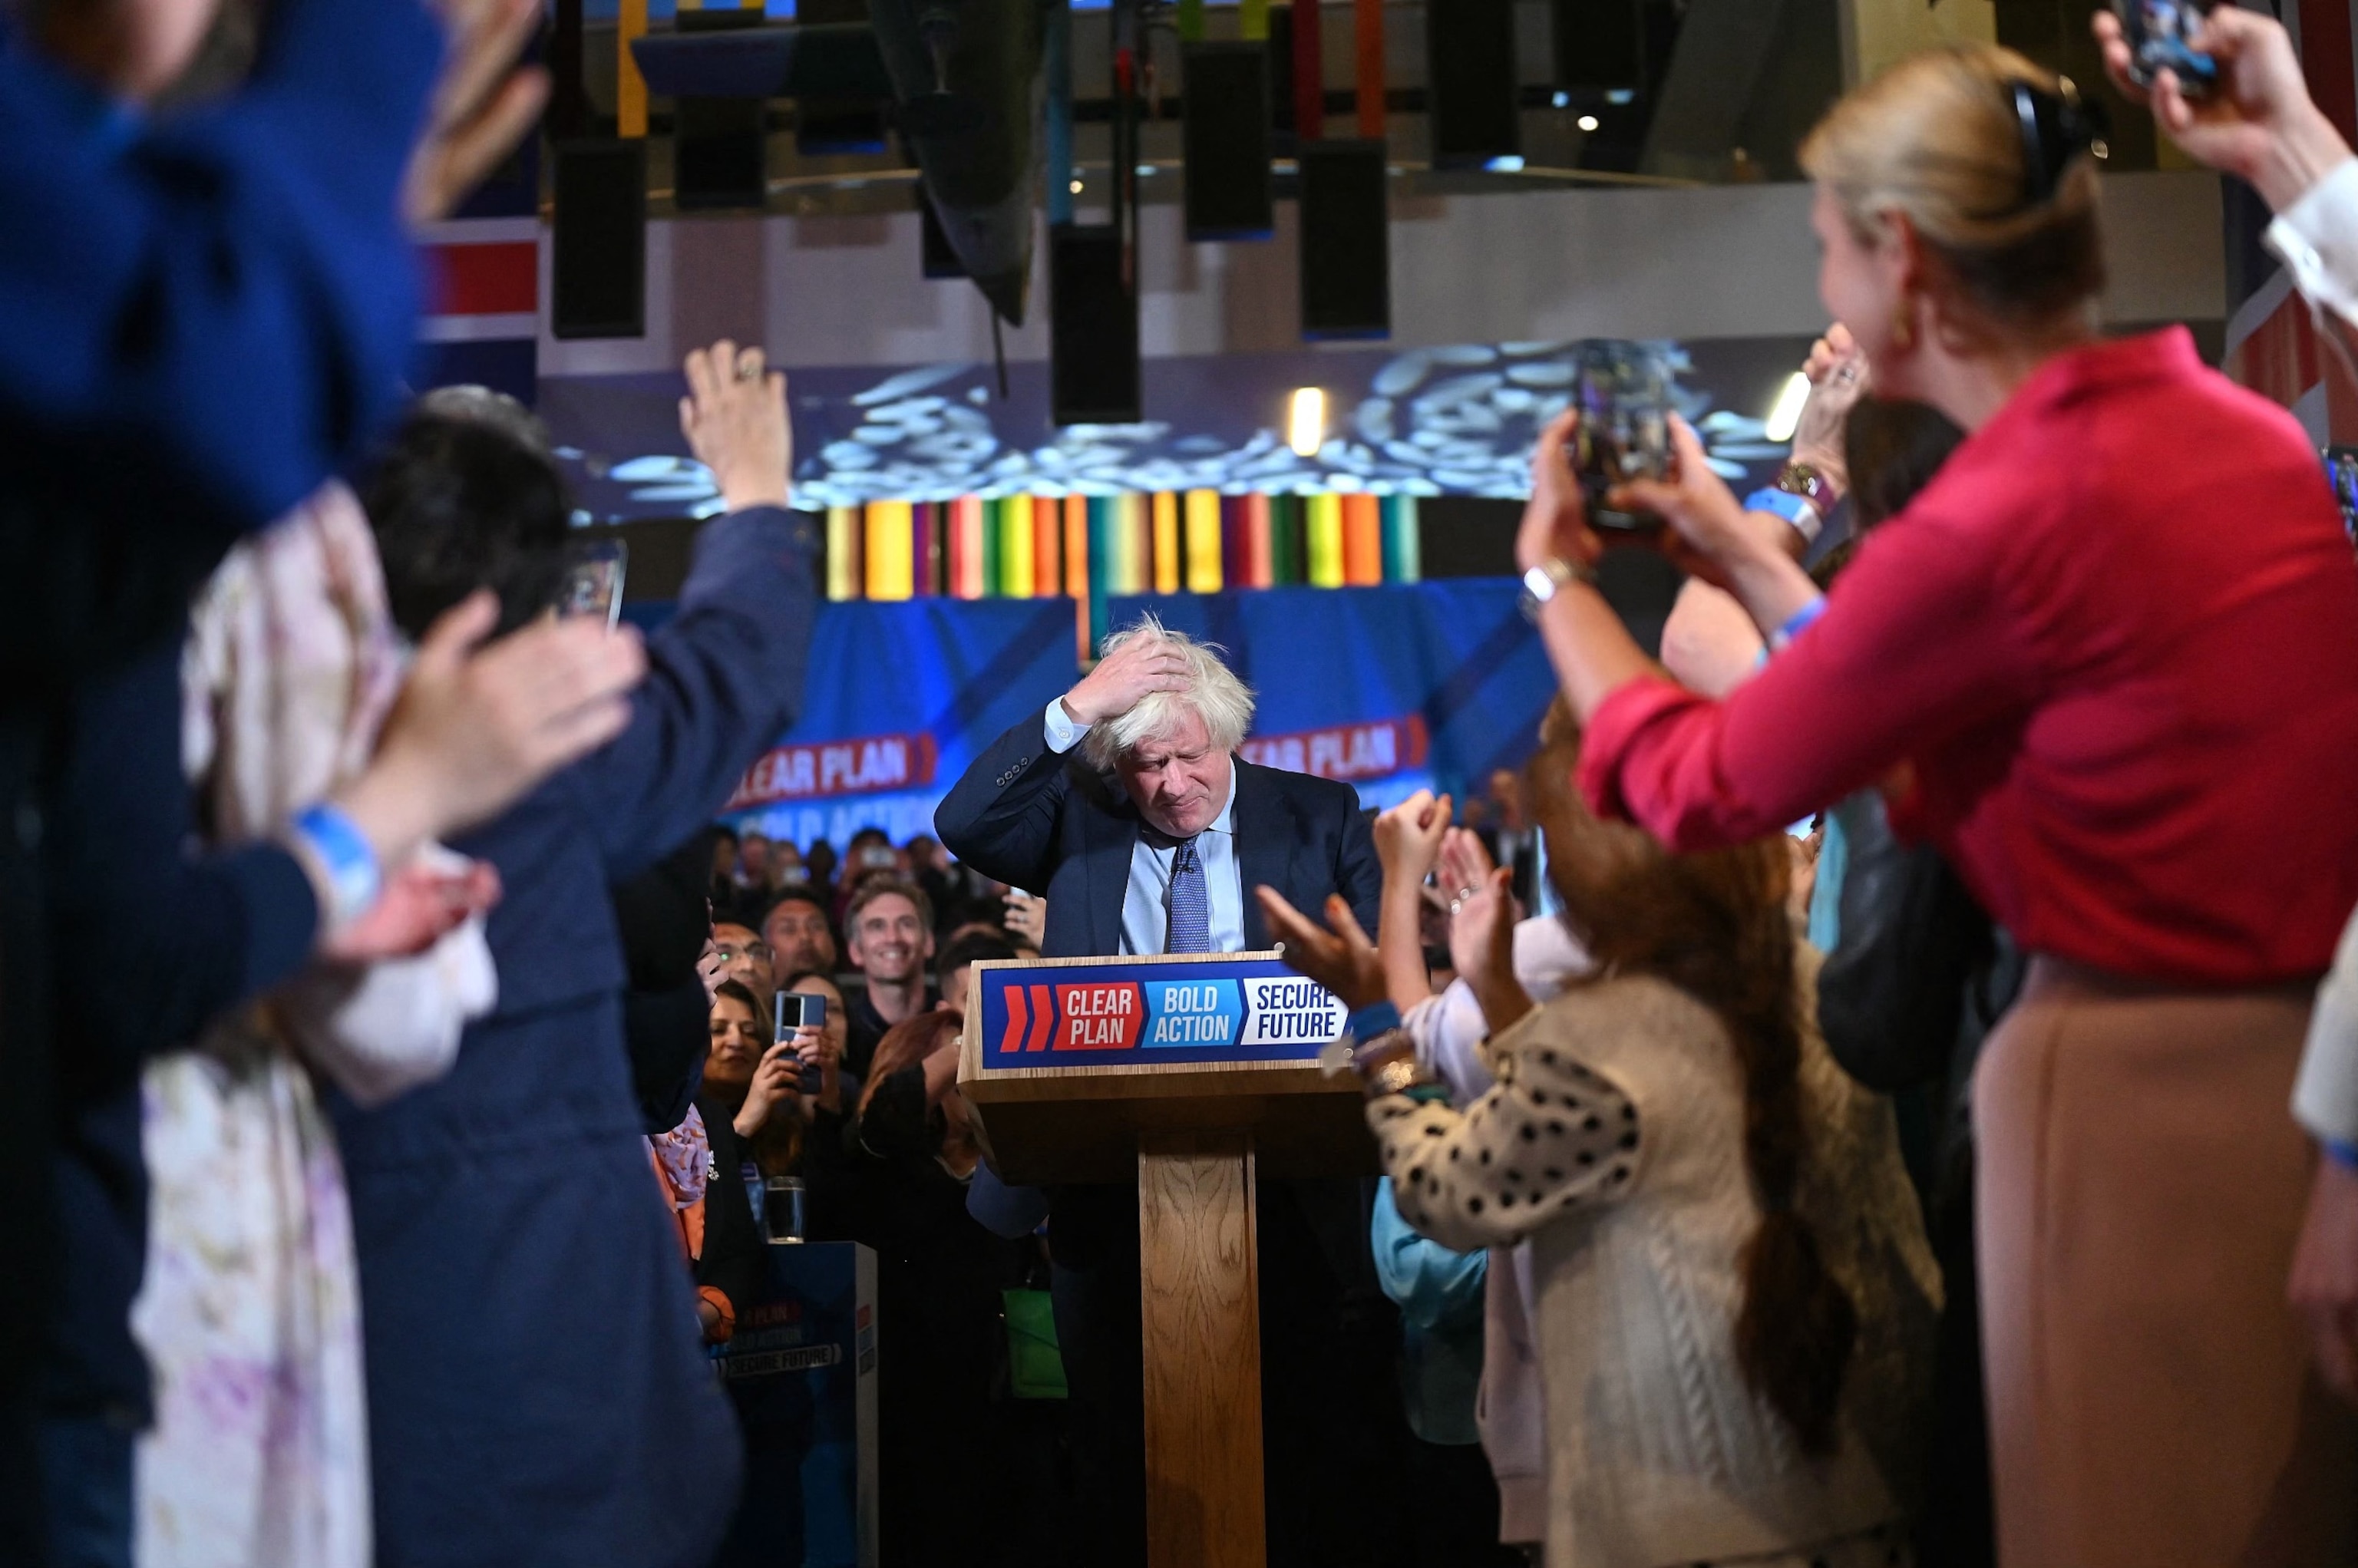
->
<box><xmin>1081</xmin><ymin>613</ymin><xmax>1257</xmax><ymax>769</ymax></box>
<box><xmin>1800</xmin><ymin>43</ymin><xmax>2106</xmax><ymax>332</ymax></box>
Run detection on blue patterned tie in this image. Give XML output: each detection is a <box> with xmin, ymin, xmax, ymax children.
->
<box><xmin>1166</xmin><ymin>836</ymin><xmax>1211</xmax><ymax>954</ymax></box>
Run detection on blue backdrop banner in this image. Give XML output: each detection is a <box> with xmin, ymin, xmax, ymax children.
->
<box><xmin>644</xmin><ymin>579</ymin><xmax>1555</xmax><ymax>845</ymax></box>
<box><xmin>642</xmin><ymin>596</ymin><xmax>1083</xmax><ymax>847</ymax></box>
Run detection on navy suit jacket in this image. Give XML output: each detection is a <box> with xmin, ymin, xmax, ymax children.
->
<box><xmin>933</xmin><ymin>709</ymin><xmax>1382</xmax><ymax>958</ymax></box>
<box><xmin>331</xmin><ymin>507</ymin><xmax>818</xmax><ymax>1568</ymax></box>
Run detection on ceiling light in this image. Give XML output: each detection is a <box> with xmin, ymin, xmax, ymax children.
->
<box><xmin>1288</xmin><ymin>388</ymin><xmax>1326</xmax><ymax>458</ymax></box>
<box><xmin>1576</xmin><ymin>114</ymin><xmax>1599</xmax><ymax>132</ymax></box>
<box><xmin>1763</xmin><ymin>371</ymin><xmax>1811</xmax><ymax>444</ymax></box>
<box><xmin>1551</xmin><ymin>91</ymin><xmax>1570</xmax><ymax>108</ymax></box>
<box><xmin>1068</xmin><ymin>177</ymin><xmax>1084</xmax><ymax>193</ymax></box>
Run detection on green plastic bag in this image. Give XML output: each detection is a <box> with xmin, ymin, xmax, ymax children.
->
<box><xmin>1002</xmin><ymin>1287</ymin><xmax>1068</xmax><ymax>1400</ymax></box>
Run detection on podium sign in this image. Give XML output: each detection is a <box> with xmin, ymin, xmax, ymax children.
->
<box><xmin>976</xmin><ymin>956</ymin><xmax>1346</xmax><ymax>1065</ymax></box>
<box><xmin>959</xmin><ymin>952</ymin><xmax>1370</xmax><ymax>1568</ymax></box>
<box><xmin>961</xmin><ymin>952</ymin><xmax>1369</xmax><ymax>1187</ymax></box>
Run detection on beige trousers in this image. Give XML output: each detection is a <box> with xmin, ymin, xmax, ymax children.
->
<box><xmin>1974</xmin><ymin>958</ymin><xmax>2358</xmax><ymax>1567</ymax></box>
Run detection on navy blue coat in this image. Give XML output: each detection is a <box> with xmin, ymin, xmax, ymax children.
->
<box><xmin>330</xmin><ymin>507</ymin><xmax>820</xmax><ymax>1568</ymax></box>
<box><xmin>932</xmin><ymin>708</ymin><xmax>1382</xmax><ymax>958</ymax></box>
<box><xmin>0</xmin><ymin>0</ymin><xmax>438</xmax><ymax>1431</ymax></box>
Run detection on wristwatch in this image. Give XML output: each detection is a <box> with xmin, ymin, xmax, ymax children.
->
<box><xmin>1519</xmin><ymin>556</ymin><xmax>1597</xmax><ymax>621</ymax></box>
<box><xmin>1774</xmin><ymin>460</ymin><xmax>1841</xmax><ymax>516</ymax></box>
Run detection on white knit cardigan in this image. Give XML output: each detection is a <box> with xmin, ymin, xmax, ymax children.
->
<box><xmin>1372</xmin><ymin>962</ymin><xmax>1941</xmax><ymax>1568</ymax></box>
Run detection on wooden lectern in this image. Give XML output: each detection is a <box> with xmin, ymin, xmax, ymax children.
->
<box><xmin>958</xmin><ymin>952</ymin><xmax>1373</xmax><ymax>1568</ymax></box>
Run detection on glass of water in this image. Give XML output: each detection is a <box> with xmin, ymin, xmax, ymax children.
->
<box><xmin>762</xmin><ymin>1175</ymin><xmax>807</xmax><ymax>1245</ymax></box>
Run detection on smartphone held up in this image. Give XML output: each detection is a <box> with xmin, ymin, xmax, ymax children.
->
<box><xmin>2115</xmin><ymin>0</ymin><xmax>2218</xmax><ymax>97</ymax></box>
<box><xmin>775</xmin><ymin>989</ymin><xmax>829</xmax><ymax>1094</ymax></box>
<box><xmin>1567</xmin><ymin>339</ymin><xmax>1676</xmax><ymax>534</ymax></box>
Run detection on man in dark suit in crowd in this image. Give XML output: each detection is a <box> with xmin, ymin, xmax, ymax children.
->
<box><xmin>936</xmin><ymin>615</ymin><xmax>1411</xmax><ymax>1568</ymax></box>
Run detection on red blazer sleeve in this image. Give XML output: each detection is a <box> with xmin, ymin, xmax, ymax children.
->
<box><xmin>1580</xmin><ymin>510</ymin><xmax>2040</xmax><ymax>851</ymax></box>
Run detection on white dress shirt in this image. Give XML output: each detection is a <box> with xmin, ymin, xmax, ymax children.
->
<box><xmin>1042</xmin><ymin>699</ymin><xmax>1247</xmax><ymax>953</ymax></box>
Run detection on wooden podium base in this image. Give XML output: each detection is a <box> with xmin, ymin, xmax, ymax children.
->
<box><xmin>1138</xmin><ymin>1131</ymin><xmax>1267</xmax><ymax>1568</ymax></box>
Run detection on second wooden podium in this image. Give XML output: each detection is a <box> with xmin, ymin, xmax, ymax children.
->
<box><xmin>957</xmin><ymin>952</ymin><xmax>1371</xmax><ymax>1568</ymax></box>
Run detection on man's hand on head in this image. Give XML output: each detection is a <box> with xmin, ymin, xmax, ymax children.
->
<box><xmin>1061</xmin><ymin>635</ymin><xmax>1194</xmax><ymax>728</ymax></box>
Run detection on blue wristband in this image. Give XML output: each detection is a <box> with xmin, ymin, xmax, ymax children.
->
<box><xmin>1346</xmin><ymin>999</ymin><xmax>1403</xmax><ymax>1041</ymax></box>
<box><xmin>292</xmin><ymin>803</ymin><xmax>381</xmax><ymax>926</ymax></box>
<box><xmin>1767</xmin><ymin>594</ymin><xmax>1829</xmax><ymax>653</ymax></box>
<box><xmin>2326</xmin><ymin>1138</ymin><xmax>2358</xmax><ymax>1174</ymax></box>
<box><xmin>1744</xmin><ymin>486</ymin><xmax>1824</xmax><ymax>543</ymax></box>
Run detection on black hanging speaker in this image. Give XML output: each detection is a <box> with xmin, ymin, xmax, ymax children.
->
<box><xmin>672</xmin><ymin>6</ymin><xmax>769</xmax><ymax>210</ymax></box>
<box><xmin>1552</xmin><ymin>0</ymin><xmax>1646</xmax><ymax>94</ymax></box>
<box><xmin>795</xmin><ymin>0</ymin><xmax>888</xmax><ymax>153</ymax></box>
<box><xmin>1051</xmin><ymin>226</ymin><xmax>1140</xmax><ymax>426</ymax></box>
<box><xmin>1182</xmin><ymin>41</ymin><xmax>1275</xmax><ymax>240</ymax></box>
<box><xmin>1427</xmin><ymin>0</ymin><xmax>1521</xmax><ymax>167</ymax></box>
<box><xmin>1296</xmin><ymin>139</ymin><xmax>1388</xmax><ymax>340</ymax></box>
<box><xmin>551</xmin><ymin>140</ymin><xmax>646</xmax><ymax>339</ymax></box>
<box><xmin>918</xmin><ymin>189</ymin><xmax>966</xmax><ymax>279</ymax></box>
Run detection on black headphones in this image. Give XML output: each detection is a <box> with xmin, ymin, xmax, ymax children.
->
<box><xmin>2008</xmin><ymin>76</ymin><xmax>2110</xmax><ymax>208</ymax></box>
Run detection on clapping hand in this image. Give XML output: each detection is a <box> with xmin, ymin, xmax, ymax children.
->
<box><xmin>1438</xmin><ymin>830</ymin><xmax>1531</xmax><ymax>1032</ymax></box>
<box><xmin>1255</xmin><ymin>887</ymin><xmax>1386</xmax><ymax>1012</ymax></box>
<box><xmin>1373</xmin><ymin>791</ymin><xmax>1453</xmax><ymax>891</ymax></box>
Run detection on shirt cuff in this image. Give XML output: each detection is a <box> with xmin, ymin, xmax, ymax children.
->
<box><xmin>2267</xmin><ymin>157</ymin><xmax>2358</xmax><ymax>331</ymax></box>
<box><xmin>1042</xmin><ymin>698</ymin><xmax>1089</xmax><ymax>754</ymax></box>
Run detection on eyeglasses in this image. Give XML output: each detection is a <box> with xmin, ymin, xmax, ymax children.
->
<box><xmin>715</xmin><ymin>942</ymin><xmax>773</xmax><ymax>964</ymax></box>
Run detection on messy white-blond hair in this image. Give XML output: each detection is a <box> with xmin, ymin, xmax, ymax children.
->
<box><xmin>1081</xmin><ymin>613</ymin><xmax>1257</xmax><ymax>771</ymax></box>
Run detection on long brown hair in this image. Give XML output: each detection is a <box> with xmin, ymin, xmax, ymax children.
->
<box><xmin>856</xmin><ymin>1010</ymin><xmax>965</xmax><ymax>1117</ymax></box>
<box><xmin>1527</xmin><ymin>705</ymin><xmax>1857</xmax><ymax>1454</ymax></box>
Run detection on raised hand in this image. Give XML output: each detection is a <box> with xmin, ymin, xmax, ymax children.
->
<box><xmin>1255</xmin><ymin>886</ymin><xmax>1386</xmax><ymax>1012</ymax></box>
<box><xmin>1372</xmin><ymin>791</ymin><xmax>1453</xmax><ymax>890</ymax></box>
<box><xmin>789</xmin><ymin>1022</ymin><xmax>840</xmax><ymax>1114</ymax></box>
<box><xmin>2093</xmin><ymin>7</ymin><xmax>2352</xmax><ymax>210</ymax></box>
<box><xmin>1516</xmin><ymin>410</ymin><xmax>1606</xmax><ymax>575</ymax></box>
<box><xmin>1002</xmin><ymin>891</ymin><xmax>1049</xmax><ymax>947</ymax></box>
<box><xmin>1436</xmin><ymin>827</ymin><xmax>1498</xmax><ymax>909</ymax></box>
<box><xmin>1789</xmin><ymin>323</ymin><xmax>1868</xmax><ymax>493</ymax></box>
<box><xmin>407</xmin><ymin>0</ymin><xmax>552</xmax><ymax>225</ymax></box>
<box><xmin>681</xmin><ymin>340</ymin><xmax>792</xmax><ymax>513</ymax></box>
<box><xmin>1609</xmin><ymin>415</ymin><xmax>1778</xmax><ymax>589</ymax></box>
<box><xmin>1060</xmin><ymin>633</ymin><xmax>1194</xmax><ymax>728</ymax></box>
<box><xmin>1450</xmin><ymin>867</ymin><xmax>1532</xmax><ymax>1035</ymax></box>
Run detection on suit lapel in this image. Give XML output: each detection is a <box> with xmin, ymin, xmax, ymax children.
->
<box><xmin>1233</xmin><ymin>758</ymin><xmax>1290</xmax><ymax>950</ymax></box>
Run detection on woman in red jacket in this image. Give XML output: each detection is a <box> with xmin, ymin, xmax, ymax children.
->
<box><xmin>1516</xmin><ymin>41</ymin><xmax>2358</xmax><ymax>1568</ymax></box>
